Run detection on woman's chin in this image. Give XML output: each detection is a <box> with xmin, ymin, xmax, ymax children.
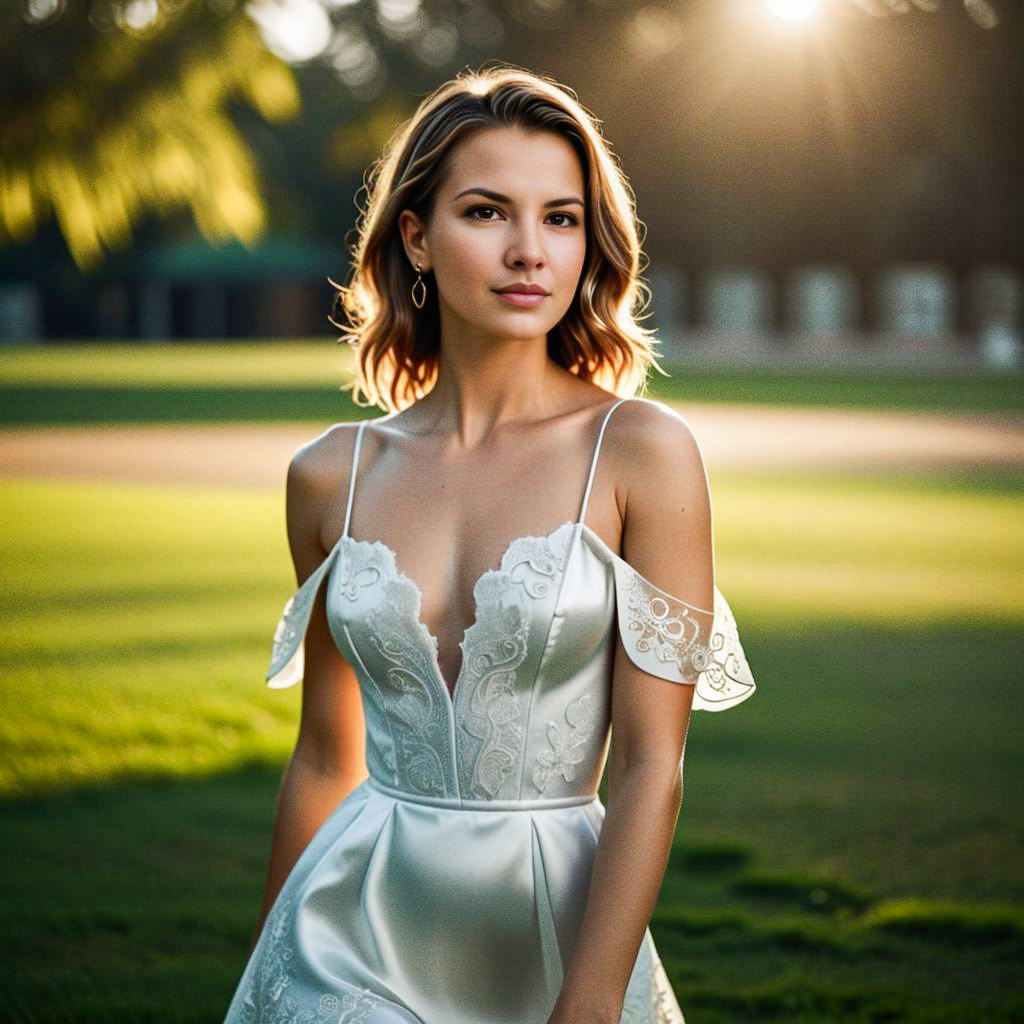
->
<box><xmin>454</xmin><ymin>313</ymin><xmax>557</xmax><ymax>343</ymax></box>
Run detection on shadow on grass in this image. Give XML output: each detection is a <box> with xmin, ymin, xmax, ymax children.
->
<box><xmin>0</xmin><ymin>761</ymin><xmax>282</xmax><ymax>1024</ymax></box>
<box><xmin>1</xmin><ymin>761</ymin><xmax>1022</xmax><ymax>1023</ymax></box>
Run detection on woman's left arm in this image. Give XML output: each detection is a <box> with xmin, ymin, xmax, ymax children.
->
<box><xmin>547</xmin><ymin>752</ymin><xmax>689</xmax><ymax>1023</ymax></box>
<box><xmin>547</xmin><ymin>402</ymin><xmax>713</xmax><ymax>1024</ymax></box>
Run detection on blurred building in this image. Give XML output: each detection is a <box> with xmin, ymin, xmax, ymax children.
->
<box><xmin>0</xmin><ymin>235</ymin><xmax>347</xmax><ymax>346</ymax></box>
<box><xmin>1</xmin><ymin>245</ymin><xmax>1021</xmax><ymax>370</ymax></box>
<box><xmin>648</xmin><ymin>262</ymin><xmax>1023</xmax><ymax>370</ymax></box>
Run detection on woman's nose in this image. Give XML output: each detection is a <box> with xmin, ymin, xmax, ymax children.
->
<box><xmin>506</xmin><ymin>226</ymin><xmax>544</xmax><ymax>267</ymax></box>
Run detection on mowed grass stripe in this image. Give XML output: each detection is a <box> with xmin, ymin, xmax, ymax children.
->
<box><xmin>1</xmin><ymin>340</ymin><xmax>1023</xmax><ymax>417</ymax></box>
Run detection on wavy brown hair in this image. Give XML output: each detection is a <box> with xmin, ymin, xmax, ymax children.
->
<box><xmin>329</xmin><ymin>61</ymin><xmax>667</xmax><ymax>413</ymax></box>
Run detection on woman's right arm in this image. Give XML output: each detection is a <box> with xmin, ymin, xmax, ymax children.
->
<box><xmin>246</xmin><ymin>429</ymin><xmax>368</xmax><ymax>958</ymax></box>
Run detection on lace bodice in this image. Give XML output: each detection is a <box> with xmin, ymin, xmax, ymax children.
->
<box><xmin>264</xmin><ymin>399</ymin><xmax>757</xmax><ymax>805</ymax></box>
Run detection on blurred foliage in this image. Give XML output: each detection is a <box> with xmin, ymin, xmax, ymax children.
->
<box><xmin>0</xmin><ymin>0</ymin><xmax>300</xmax><ymax>270</ymax></box>
<box><xmin>0</xmin><ymin>0</ymin><xmax>1016</xmax><ymax>283</ymax></box>
<box><xmin>851</xmin><ymin>0</ymin><xmax>999</xmax><ymax>28</ymax></box>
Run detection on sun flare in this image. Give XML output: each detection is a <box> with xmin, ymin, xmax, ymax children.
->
<box><xmin>765</xmin><ymin>0</ymin><xmax>819</xmax><ymax>20</ymax></box>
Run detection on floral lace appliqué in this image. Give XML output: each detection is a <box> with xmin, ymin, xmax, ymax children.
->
<box><xmin>336</xmin><ymin>556</ymin><xmax>383</xmax><ymax>602</ymax></box>
<box><xmin>237</xmin><ymin>894</ymin><xmax>382</xmax><ymax>1023</ymax></box>
<box><xmin>365</xmin><ymin>579</ymin><xmax>451</xmax><ymax>797</ymax></box>
<box><xmin>620</xmin><ymin>931</ymin><xmax>686</xmax><ymax>1023</ymax></box>
<box><xmin>456</xmin><ymin>588</ymin><xmax>528</xmax><ymax>800</ymax></box>
<box><xmin>623</xmin><ymin>569</ymin><xmax>711</xmax><ymax>683</ymax></box>
<box><xmin>532</xmin><ymin>693</ymin><xmax>598</xmax><ymax>795</ymax></box>
<box><xmin>615</xmin><ymin>562</ymin><xmax>756</xmax><ymax>709</ymax></box>
<box><xmin>456</xmin><ymin>526</ymin><xmax>572</xmax><ymax>800</ymax></box>
<box><xmin>266</xmin><ymin>550</ymin><xmax>341</xmax><ymax>687</ymax></box>
<box><xmin>338</xmin><ymin>539</ymin><xmax>453</xmax><ymax>797</ymax></box>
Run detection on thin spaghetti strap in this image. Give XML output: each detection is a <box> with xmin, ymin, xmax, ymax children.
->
<box><xmin>342</xmin><ymin>419</ymin><xmax>368</xmax><ymax>540</ymax></box>
<box><xmin>577</xmin><ymin>397</ymin><xmax>632</xmax><ymax>526</ymax></box>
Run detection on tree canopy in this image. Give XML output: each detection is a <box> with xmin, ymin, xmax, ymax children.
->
<box><xmin>0</xmin><ymin>0</ymin><xmax>300</xmax><ymax>270</ymax></box>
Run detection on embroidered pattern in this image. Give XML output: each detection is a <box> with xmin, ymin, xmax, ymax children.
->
<box><xmin>532</xmin><ymin>693</ymin><xmax>598</xmax><ymax>794</ymax></box>
<box><xmin>696</xmin><ymin>593</ymin><xmax>751</xmax><ymax>701</ymax></box>
<box><xmin>456</xmin><ymin>527</ymin><xmax>571</xmax><ymax>800</ymax></box>
<box><xmin>365</xmin><ymin>581</ymin><xmax>450</xmax><ymax>796</ymax></box>
<box><xmin>620</xmin><ymin>931</ymin><xmax>686</xmax><ymax>1023</ymax></box>
<box><xmin>504</xmin><ymin>537</ymin><xmax>566</xmax><ymax>600</ymax></box>
<box><xmin>266</xmin><ymin>552</ymin><xmax>338</xmax><ymax>685</ymax></box>
<box><xmin>336</xmin><ymin>558</ymin><xmax>383</xmax><ymax>602</ymax></box>
<box><xmin>341</xmin><ymin>540</ymin><xmax>453</xmax><ymax>797</ymax></box>
<box><xmin>456</xmin><ymin>589</ymin><xmax>528</xmax><ymax>799</ymax></box>
<box><xmin>616</xmin><ymin>563</ymin><xmax>756</xmax><ymax>707</ymax></box>
<box><xmin>622</xmin><ymin>568</ymin><xmax>712</xmax><ymax>684</ymax></box>
<box><xmin>237</xmin><ymin>894</ymin><xmax>383</xmax><ymax>1023</ymax></box>
<box><xmin>333</xmin><ymin>525</ymin><xmax>574</xmax><ymax>800</ymax></box>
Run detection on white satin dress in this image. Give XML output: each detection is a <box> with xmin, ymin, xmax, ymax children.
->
<box><xmin>224</xmin><ymin>397</ymin><xmax>757</xmax><ymax>1024</ymax></box>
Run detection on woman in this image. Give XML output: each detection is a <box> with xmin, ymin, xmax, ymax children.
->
<box><xmin>224</xmin><ymin>63</ymin><xmax>757</xmax><ymax>1024</ymax></box>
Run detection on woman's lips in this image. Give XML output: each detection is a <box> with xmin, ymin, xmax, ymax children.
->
<box><xmin>493</xmin><ymin>290</ymin><xmax>548</xmax><ymax>307</ymax></box>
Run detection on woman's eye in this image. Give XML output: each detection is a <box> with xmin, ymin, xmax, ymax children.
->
<box><xmin>467</xmin><ymin>206</ymin><xmax>579</xmax><ymax>226</ymax></box>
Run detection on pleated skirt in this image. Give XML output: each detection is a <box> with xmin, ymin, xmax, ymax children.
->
<box><xmin>224</xmin><ymin>776</ymin><xmax>684</xmax><ymax>1023</ymax></box>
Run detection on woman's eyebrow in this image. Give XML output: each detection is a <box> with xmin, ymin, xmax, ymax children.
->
<box><xmin>453</xmin><ymin>187</ymin><xmax>584</xmax><ymax>208</ymax></box>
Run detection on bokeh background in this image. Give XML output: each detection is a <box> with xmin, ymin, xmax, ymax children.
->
<box><xmin>1</xmin><ymin>1</ymin><xmax>1022</xmax><ymax>1021</ymax></box>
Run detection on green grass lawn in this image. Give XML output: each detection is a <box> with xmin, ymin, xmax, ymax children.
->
<box><xmin>1</xmin><ymin>339</ymin><xmax>1023</xmax><ymax>424</ymax></box>
<box><xmin>1</xmin><ymin>461</ymin><xmax>1022</xmax><ymax>1022</ymax></box>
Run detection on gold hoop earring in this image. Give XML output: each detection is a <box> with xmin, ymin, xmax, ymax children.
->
<box><xmin>411</xmin><ymin>262</ymin><xmax>427</xmax><ymax>310</ymax></box>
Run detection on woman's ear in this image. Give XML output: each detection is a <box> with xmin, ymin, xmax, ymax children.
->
<box><xmin>397</xmin><ymin>209</ymin><xmax>430</xmax><ymax>273</ymax></box>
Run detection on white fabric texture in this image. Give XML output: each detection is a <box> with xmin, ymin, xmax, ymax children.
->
<box><xmin>225</xmin><ymin>397</ymin><xmax>757</xmax><ymax>1023</ymax></box>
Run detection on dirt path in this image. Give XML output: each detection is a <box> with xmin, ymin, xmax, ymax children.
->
<box><xmin>1</xmin><ymin>404</ymin><xmax>1021</xmax><ymax>489</ymax></box>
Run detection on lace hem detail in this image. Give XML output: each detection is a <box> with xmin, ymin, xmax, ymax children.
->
<box><xmin>236</xmin><ymin>895</ymin><xmax>385</xmax><ymax>1023</ymax></box>
<box><xmin>620</xmin><ymin>931</ymin><xmax>685</xmax><ymax>1023</ymax></box>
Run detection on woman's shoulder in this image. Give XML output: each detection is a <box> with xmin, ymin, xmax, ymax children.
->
<box><xmin>282</xmin><ymin>421</ymin><xmax>375</xmax><ymax>562</ymax></box>
<box><xmin>286</xmin><ymin>420</ymin><xmax>362</xmax><ymax>498</ymax></box>
<box><xmin>602</xmin><ymin>395</ymin><xmax>706</xmax><ymax>478</ymax></box>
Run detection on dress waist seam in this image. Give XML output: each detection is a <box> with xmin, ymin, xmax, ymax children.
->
<box><xmin>367</xmin><ymin>775</ymin><xmax>598</xmax><ymax>811</ymax></box>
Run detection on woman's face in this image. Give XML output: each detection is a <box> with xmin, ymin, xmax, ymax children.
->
<box><xmin>401</xmin><ymin>125</ymin><xmax>588</xmax><ymax>346</ymax></box>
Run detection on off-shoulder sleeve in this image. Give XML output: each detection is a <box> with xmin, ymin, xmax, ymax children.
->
<box><xmin>610</xmin><ymin>556</ymin><xmax>757</xmax><ymax>712</ymax></box>
<box><xmin>265</xmin><ymin>548</ymin><xmax>340</xmax><ymax>689</ymax></box>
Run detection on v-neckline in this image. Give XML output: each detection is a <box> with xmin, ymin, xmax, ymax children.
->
<box><xmin>337</xmin><ymin>396</ymin><xmax>631</xmax><ymax>708</ymax></box>
<box><xmin>340</xmin><ymin>519</ymin><xmax>579</xmax><ymax>707</ymax></box>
